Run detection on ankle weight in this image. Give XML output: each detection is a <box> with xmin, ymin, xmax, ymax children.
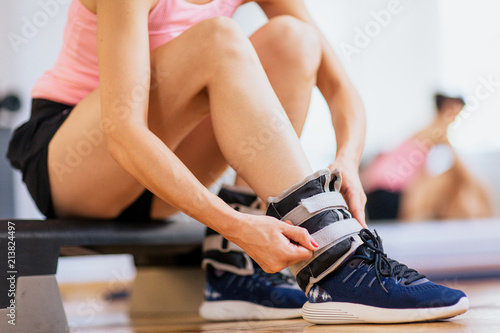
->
<box><xmin>266</xmin><ymin>169</ymin><xmax>363</xmax><ymax>293</ymax></box>
<box><xmin>202</xmin><ymin>230</ymin><xmax>255</xmax><ymax>275</ymax></box>
<box><xmin>201</xmin><ymin>185</ymin><xmax>263</xmax><ymax>275</ymax></box>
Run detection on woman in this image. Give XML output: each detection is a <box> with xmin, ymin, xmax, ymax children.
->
<box><xmin>8</xmin><ymin>0</ymin><xmax>468</xmax><ymax>324</ymax></box>
<box><xmin>361</xmin><ymin>93</ymin><xmax>493</xmax><ymax>221</ymax></box>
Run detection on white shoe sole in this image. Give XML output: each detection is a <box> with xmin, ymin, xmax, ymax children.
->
<box><xmin>199</xmin><ymin>300</ymin><xmax>302</xmax><ymax>321</ymax></box>
<box><xmin>302</xmin><ymin>296</ymin><xmax>469</xmax><ymax>324</ymax></box>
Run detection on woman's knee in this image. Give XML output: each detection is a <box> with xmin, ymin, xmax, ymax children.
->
<box><xmin>259</xmin><ymin>15</ymin><xmax>322</xmax><ymax>75</ymax></box>
<box><xmin>198</xmin><ymin>17</ymin><xmax>260</xmax><ymax>66</ymax></box>
<box><xmin>153</xmin><ymin>17</ymin><xmax>259</xmax><ymax>76</ymax></box>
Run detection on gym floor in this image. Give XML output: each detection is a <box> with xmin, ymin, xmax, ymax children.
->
<box><xmin>56</xmin><ymin>219</ymin><xmax>500</xmax><ymax>332</ymax></box>
<box><xmin>60</xmin><ymin>277</ymin><xmax>500</xmax><ymax>332</ymax></box>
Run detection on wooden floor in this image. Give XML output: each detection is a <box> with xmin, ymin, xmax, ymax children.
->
<box><xmin>61</xmin><ymin>278</ymin><xmax>500</xmax><ymax>333</ymax></box>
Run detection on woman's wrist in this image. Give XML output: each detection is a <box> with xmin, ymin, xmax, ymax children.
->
<box><xmin>199</xmin><ymin>194</ymin><xmax>246</xmax><ymax>239</ymax></box>
<box><xmin>219</xmin><ymin>210</ymin><xmax>247</xmax><ymax>244</ymax></box>
<box><xmin>331</xmin><ymin>151</ymin><xmax>361</xmax><ymax>171</ymax></box>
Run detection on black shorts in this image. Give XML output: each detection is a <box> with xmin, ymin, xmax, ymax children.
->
<box><xmin>6</xmin><ymin>98</ymin><xmax>153</xmax><ymax>220</ymax></box>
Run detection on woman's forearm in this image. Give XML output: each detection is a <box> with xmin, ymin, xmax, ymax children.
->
<box><xmin>315</xmin><ymin>33</ymin><xmax>367</xmax><ymax>225</ymax></box>
<box><xmin>326</xmin><ymin>84</ymin><xmax>366</xmax><ymax>167</ymax></box>
<box><xmin>256</xmin><ymin>0</ymin><xmax>366</xmax><ymax>166</ymax></box>
<box><xmin>316</xmin><ymin>34</ymin><xmax>366</xmax><ymax>167</ymax></box>
<box><xmin>95</xmin><ymin>0</ymin><xmax>240</xmax><ymax>234</ymax></box>
<box><xmin>105</xmin><ymin>124</ymin><xmax>238</xmax><ymax>233</ymax></box>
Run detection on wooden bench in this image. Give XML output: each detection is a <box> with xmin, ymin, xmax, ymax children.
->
<box><xmin>0</xmin><ymin>218</ymin><xmax>206</xmax><ymax>333</ymax></box>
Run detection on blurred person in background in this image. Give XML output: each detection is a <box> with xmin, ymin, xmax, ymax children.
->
<box><xmin>361</xmin><ymin>93</ymin><xmax>494</xmax><ymax>221</ymax></box>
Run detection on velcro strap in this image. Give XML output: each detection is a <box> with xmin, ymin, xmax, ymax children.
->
<box><xmin>306</xmin><ymin>235</ymin><xmax>363</xmax><ymax>293</ymax></box>
<box><xmin>202</xmin><ymin>234</ymin><xmax>245</xmax><ymax>253</ymax></box>
<box><xmin>301</xmin><ymin>192</ymin><xmax>347</xmax><ymax>213</ymax></box>
<box><xmin>295</xmin><ymin>237</ymin><xmax>352</xmax><ymax>291</ymax></box>
<box><xmin>202</xmin><ymin>234</ymin><xmax>254</xmax><ymax>275</ymax></box>
<box><xmin>282</xmin><ymin>192</ymin><xmax>347</xmax><ymax>226</ymax></box>
<box><xmin>292</xmin><ymin>234</ymin><xmax>362</xmax><ymax>293</ymax></box>
<box><xmin>289</xmin><ymin>218</ymin><xmax>361</xmax><ymax>276</ymax></box>
<box><xmin>310</xmin><ymin>218</ymin><xmax>362</xmax><ymax>249</ymax></box>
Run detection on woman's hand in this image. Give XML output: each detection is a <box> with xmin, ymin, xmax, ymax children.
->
<box><xmin>329</xmin><ymin>161</ymin><xmax>368</xmax><ymax>228</ymax></box>
<box><xmin>225</xmin><ymin>213</ymin><xmax>319</xmax><ymax>273</ymax></box>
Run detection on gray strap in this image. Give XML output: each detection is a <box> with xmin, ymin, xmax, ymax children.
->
<box><xmin>289</xmin><ymin>219</ymin><xmax>361</xmax><ymax>276</ymax></box>
<box><xmin>202</xmin><ymin>234</ymin><xmax>254</xmax><ymax>275</ymax></box>
<box><xmin>282</xmin><ymin>191</ymin><xmax>348</xmax><ymax>226</ymax></box>
<box><xmin>202</xmin><ymin>234</ymin><xmax>245</xmax><ymax>253</ymax></box>
<box><xmin>305</xmin><ymin>234</ymin><xmax>363</xmax><ymax>294</ymax></box>
<box><xmin>201</xmin><ymin>258</ymin><xmax>254</xmax><ymax>276</ymax></box>
<box><xmin>311</xmin><ymin>218</ymin><xmax>361</xmax><ymax>249</ymax></box>
<box><xmin>301</xmin><ymin>192</ymin><xmax>348</xmax><ymax>213</ymax></box>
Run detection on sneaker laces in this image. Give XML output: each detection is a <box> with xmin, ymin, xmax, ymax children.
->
<box><xmin>353</xmin><ymin>229</ymin><xmax>425</xmax><ymax>293</ymax></box>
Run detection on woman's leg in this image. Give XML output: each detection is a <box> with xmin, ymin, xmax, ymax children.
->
<box><xmin>234</xmin><ymin>16</ymin><xmax>322</xmax><ymax>187</ymax></box>
<box><xmin>150</xmin><ymin>16</ymin><xmax>322</xmax><ymax>218</ymax></box>
<box><xmin>151</xmin><ymin>116</ymin><xmax>228</xmax><ymax>219</ymax></box>
<box><xmin>146</xmin><ymin>19</ymin><xmax>321</xmax><ymax>320</ymax></box>
<box><xmin>251</xmin><ymin>16</ymin><xmax>321</xmax><ymax>135</ymax></box>
<box><xmin>48</xmin><ymin>17</ymin><xmax>311</xmax><ymax>218</ymax></box>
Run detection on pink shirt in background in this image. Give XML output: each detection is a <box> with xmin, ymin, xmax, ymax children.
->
<box><xmin>32</xmin><ymin>0</ymin><xmax>243</xmax><ymax>106</ymax></box>
<box><xmin>361</xmin><ymin>138</ymin><xmax>431</xmax><ymax>193</ymax></box>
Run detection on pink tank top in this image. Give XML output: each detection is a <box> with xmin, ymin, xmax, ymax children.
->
<box><xmin>32</xmin><ymin>0</ymin><xmax>243</xmax><ymax>106</ymax></box>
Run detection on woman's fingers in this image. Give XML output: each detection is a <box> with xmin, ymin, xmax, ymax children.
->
<box><xmin>281</xmin><ymin>221</ymin><xmax>319</xmax><ymax>251</ymax></box>
<box><xmin>345</xmin><ymin>189</ymin><xmax>368</xmax><ymax>228</ymax></box>
<box><xmin>229</xmin><ymin>216</ymin><xmax>320</xmax><ymax>273</ymax></box>
<box><xmin>284</xmin><ymin>248</ymin><xmax>313</xmax><ymax>267</ymax></box>
<box><xmin>260</xmin><ymin>224</ymin><xmax>315</xmax><ymax>272</ymax></box>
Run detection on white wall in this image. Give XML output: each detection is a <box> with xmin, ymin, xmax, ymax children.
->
<box><xmin>437</xmin><ymin>0</ymin><xmax>500</xmax><ymax>212</ymax></box>
<box><xmin>438</xmin><ymin>0</ymin><xmax>500</xmax><ymax>153</ymax></box>
<box><xmin>235</xmin><ymin>0</ymin><xmax>441</xmax><ymax>169</ymax></box>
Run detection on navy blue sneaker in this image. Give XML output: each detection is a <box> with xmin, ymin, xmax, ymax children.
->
<box><xmin>266</xmin><ymin>169</ymin><xmax>468</xmax><ymax>324</ymax></box>
<box><xmin>199</xmin><ymin>185</ymin><xmax>307</xmax><ymax>321</ymax></box>
<box><xmin>302</xmin><ymin>229</ymin><xmax>468</xmax><ymax>323</ymax></box>
<box><xmin>200</xmin><ymin>263</ymin><xmax>307</xmax><ymax>321</ymax></box>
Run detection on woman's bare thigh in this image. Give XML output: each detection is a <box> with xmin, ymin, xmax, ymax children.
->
<box><xmin>48</xmin><ymin>18</ymin><xmax>230</xmax><ymax>219</ymax></box>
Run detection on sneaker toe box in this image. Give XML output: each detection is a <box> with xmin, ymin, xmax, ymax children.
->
<box><xmin>401</xmin><ymin>281</ymin><xmax>467</xmax><ymax>308</ymax></box>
